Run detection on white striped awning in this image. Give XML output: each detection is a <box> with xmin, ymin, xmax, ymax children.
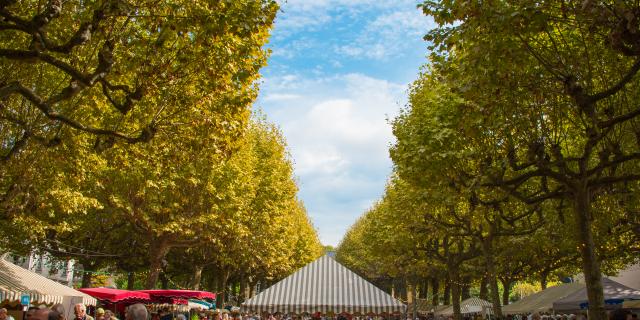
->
<box><xmin>0</xmin><ymin>257</ymin><xmax>96</xmax><ymax>306</ymax></box>
<box><xmin>242</xmin><ymin>255</ymin><xmax>406</xmax><ymax>315</ymax></box>
<box><xmin>435</xmin><ymin>298</ymin><xmax>493</xmax><ymax>316</ymax></box>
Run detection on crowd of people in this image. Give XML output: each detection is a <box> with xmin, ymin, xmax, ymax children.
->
<box><xmin>0</xmin><ymin>304</ymin><xmax>148</xmax><ymax>320</ymax></box>
<box><xmin>4</xmin><ymin>306</ymin><xmax>639</xmax><ymax>320</ymax></box>
<box><xmin>425</xmin><ymin>310</ymin><xmax>640</xmax><ymax>320</ymax></box>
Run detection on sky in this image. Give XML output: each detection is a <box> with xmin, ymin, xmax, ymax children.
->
<box><xmin>256</xmin><ymin>0</ymin><xmax>435</xmax><ymax>247</ymax></box>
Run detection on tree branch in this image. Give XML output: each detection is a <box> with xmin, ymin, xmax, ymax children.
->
<box><xmin>589</xmin><ymin>58</ymin><xmax>640</xmax><ymax>102</ymax></box>
<box><xmin>588</xmin><ymin>174</ymin><xmax>640</xmax><ymax>188</ymax></box>
<box><xmin>0</xmin><ymin>82</ymin><xmax>154</xmax><ymax>143</ymax></box>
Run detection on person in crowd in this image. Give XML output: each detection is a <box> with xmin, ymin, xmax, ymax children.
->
<box><xmin>31</xmin><ymin>309</ymin><xmax>53</xmax><ymax>320</ymax></box>
<box><xmin>125</xmin><ymin>304</ymin><xmax>147</xmax><ymax>320</ymax></box>
<box><xmin>50</xmin><ymin>304</ymin><xmax>66</xmax><ymax>320</ymax></box>
<box><xmin>105</xmin><ymin>310</ymin><xmax>118</xmax><ymax>320</ymax></box>
<box><xmin>609</xmin><ymin>309</ymin><xmax>630</xmax><ymax>320</ymax></box>
<box><xmin>74</xmin><ymin>304</ymin><xmax>94</xmax><ymax>320</ymax></box>
<box><xmin>0</xmin><ymin>308</ymin><xmax>15</xmax><ymax>320</ymax></box>
<box><xmin>26</xmin><ymin>307</ymin><xmax>41</xmax><ymax>320</ymax></box>
<box><xmin>160</xmin><ymin>308</ymin><xmax>172</xmax><ymax>320</ymax></box>
<box><xmin>96</xmin><ymin>309</ymin><xmax>106</xmax><ymax>320</ymax></box>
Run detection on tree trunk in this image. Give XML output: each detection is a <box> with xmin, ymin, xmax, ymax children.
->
<box><xmin>250</xmin><ymin>282</ymin><xmax>256</xmax><ymax>298</ymax></box>
<box><xmin>461</xmin><ymin>276</ymin><xmax>471</xmax><ymax>300</ymax></box>
<box><xmin>145</xmin><ymin>237</ymin><xmax>171</xmax><ymax>289</ymax></box>
<box><xmin>482</xmin><ymin>238</ymin><xmax>503</xmax><ymax>318</ymax></box>
<box><xmin>191</xmin><ymin>265</ymin><xmax>204</xmax><ymax>290</ymax></box>
<box><xmin>159</xmin><ymin>273</ymin><xmax>169</xmax><ymax>289</ymax></box>
<box><xmin>479</xmin><ymin>276</ymin><xmax>488</xmax><ymax>300</ymax></box>
<box><xmin>422</xmin><ymin>278</ymin><xmax>429</xmax><ymax>299</ymax></box>
<box><xmin>540</xmin><ymin>271</ymin><xmax>548</xmax><ymax>290</ymax></box>
<box><xmin>407</xmin><ymin>282</ymin><xmax>414</xmax><ymax>304</ymax></box>
<box><xmin>412</xmin><ymin>281</ymin><xmax>418</xmax><ymax>320</ymax></box>
<box><xmin>431</xmin><ymin>277</ymin><xmax>440</xmax><ymax>306</ymax></box>
<box><xmin>448</xmin><ymin>265</ymin><xmax>462</xmax><ymax>320</ymax></box>
<box><xmin>216</xmin><ymin>269</ymin><xmax>230</xmax><ymax>308</ymax></box>
<box><xmin>127</xmin><ymin>272</ymin><xmax>135</xmax><ymax>290</ymax></box>
<box><xmin>81</xmin><ymin>271</ymin><xmax>92</xmax><ymax>288</ymax></box>
<box><xmin>501</xmin><ymin>279</ymin><xmax>512</xmax><ymax>306</ymax></box>
<box><xmin>573</xmin><ymin>186</ymin><xmax>606</xmax><ymax>320</ymax></box>
<box><xmin>443</xmin><ymin>278</ymin><xmax>451</xmax><ymax>305</ymax></box>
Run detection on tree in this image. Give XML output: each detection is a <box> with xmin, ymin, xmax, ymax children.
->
<box><xmin>0</xmin><ymin>0</ymin><xmax>279</xmax><ymax>235</ymax></box>
<box><xmin>420</xmin><ymin>2</ymin><xmax>640</xmax><ymax>319</ymax></box>
<box><xmin>0</xmin><ymin>0</ymin><xmax>278</xmax><ymax>157</ymax></box>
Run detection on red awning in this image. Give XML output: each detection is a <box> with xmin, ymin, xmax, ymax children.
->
<box><xmin>79</xmin><ymin>288</ymin><xmax>152</xmax><ymax>304</ymax></box>
<box><xmin>139</xmin><ymin>290</ymin><xmax>216</xmax><ymax>301</ymax></box>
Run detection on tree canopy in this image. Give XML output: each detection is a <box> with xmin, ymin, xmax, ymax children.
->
<box><xmin>338</xmin><ymin>3</ymin><xmax>640</xmax><ymax>319</ymax></box>
<box><xmin>0</xmin><ymin>0</ymin><xmax>323</xmax><ymax>299</ymax></box>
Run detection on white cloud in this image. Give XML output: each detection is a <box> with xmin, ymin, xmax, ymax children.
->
<box><xmin>336</xmin><ymin>9</ymin><xmax>433</xmax><ymax>60</ymax></box>
<box><xmin>258</xmin><ymin>72</ymin><xmax>407</xmax><ymax>246</ymax></box>
<box><xmin>271</xmin><ymin>0</ymin><xmax>434</xmax><ymax>61</ymax></box>
<box><xmin>262</xmin><ymin>93</ymin><xmax>302</xmax><ymax>101</ymax></box>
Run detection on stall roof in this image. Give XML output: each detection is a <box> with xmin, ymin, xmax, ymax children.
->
<box><xmin>78</xmin><ymin>288</ymin><xmax>151</xmax><ymax>304</ymax></box>
<box><xmin>503</xmin><ymin>283</ymin><xmax>584</xmax><ymax>315</ymax></box>
<box><xmin>242</xmin><ymin>255</ymin><xmax>406</xmax><ymax>315</ymax></box>
<box><xmin>435</xmin><ymin>298</ymin><xmax>493</xmax><ymax>316</ymax></box>
<box><xmin>0</xmin><ymin>257</ymin><xmax>96</xmax><ymax>305</ymax></box>
<box><xmin>553</xmin><ymin>278</ymin><xmax>640</xmax><ymax>311</ymax></box>
<box><xmin>139</xmin><ymin>290</ymin><xmax>216</xmax><ymax>301</ymax></box>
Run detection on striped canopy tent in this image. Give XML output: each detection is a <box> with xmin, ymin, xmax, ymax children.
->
<box><xmin>503</xmin><ymin>283</ymin><xmax>584</xmax><ymax>314</ymax></box>
<box><xmin>435</xmin><ymin>298</ymin><xmax>493</xmax><ymax>316</ymax></box>
<box><xmin>242</xmin><ymin>255</ymin><xmax>405</xmax><ymax>315</ymax></box>
<box><xmin>0</xmin><ymin>257</ymin><xmax>96</xmax><ymax>306</ymax></box>
<box><xmin>553</xmin><ymin>278</ymin><xmax>640</xmax><ymax>312</ymax></box>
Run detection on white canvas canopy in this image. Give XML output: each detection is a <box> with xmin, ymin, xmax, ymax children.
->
<box><xmin>552</xmin><ymin>278</ymin><xmax>640</xmax><ymax>312</ymax></box>
<box><xmin>242</xmin><ymin>255</ymin><xmax>405</xmax><ymax>315</ymax></box>
<box><xmin>0</xmin><ymin>257</ymin><xmax>96</xmax><ymax>306</ymax></box>
<box><xmin>503</xmin><ymin>283</ymin><xmax>583</xmax><ymax>314</ymax></box>
<box><xmin>435</xmin><ymin>298</ymin><xmax>493</xmax><ymax>316</ymax></box>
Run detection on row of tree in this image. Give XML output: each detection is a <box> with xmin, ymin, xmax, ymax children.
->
<box><xmin>337</xmin><ymin>2</ymin><xmax>640</xmax><ymax>320</ymax></box>
<box><xmin>0</xmin><ymin>0</ymin><xmax>323</xmax><ymax>300</ymax></box>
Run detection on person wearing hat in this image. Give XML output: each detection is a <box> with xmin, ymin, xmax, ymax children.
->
<box><xmin>96</xmin><ymin>309</ymin><xmax>106</xmax><ymax>320</ymax></box>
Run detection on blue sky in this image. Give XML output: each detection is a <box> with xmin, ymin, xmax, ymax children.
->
<box><xmin>256</xmin><ymin>0</ymin><xmax>434</xmax><ymax>246</ymax></box>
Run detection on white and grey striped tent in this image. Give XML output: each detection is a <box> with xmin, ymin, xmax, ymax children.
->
<box><xmin>0</xmin><ymin>256</ymin><xmax>96</xmax><ymax>306</ymax></box>
<box><xmin>242</xmin><ymin>255</ymin><xmax>405</xmax><ymax>315</ymax></box>
<box><xmin>435</xmin><ymin>298</ymin><xmax>493</xmax><ymax>316</ymax></box>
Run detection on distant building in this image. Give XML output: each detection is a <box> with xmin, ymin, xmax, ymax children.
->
<box><xmin>6</xmin><ymin>253</ymin><xmax>78</xmax><ymax>286</ymax></box>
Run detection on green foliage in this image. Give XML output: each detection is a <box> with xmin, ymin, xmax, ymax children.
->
<box><xmin>0</xmin><ymin>0</ymin><xmax>321</xmax><ymax>294</ymax></box>
<box><xmin>340</xmin><ymin>3</ymin><xmax>640</xmax><ymax>319</ymax></box>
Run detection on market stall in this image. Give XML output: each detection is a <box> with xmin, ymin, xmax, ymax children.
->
<box><xmin>242</xmin><ymin>255</ymin><xmax>406</xmax><ymax>315</ymax></box>
<box><xmin>139</xmin><ymin>290</ymin><xmax>216</xmax><ymax>304</ymax></box>
<box><xmin>503</xmin><ymin>283</ymin><xmax>584</xmax><ymax>314</ymax></box>
<box><xmin>0</xmin><ymin>257</ymin><xmax>96</xmax><ymax>306</ymax></box>
<box><xmin>79</xmin><ymin>288</ymin><xmax>152</xmax><ymax>305</ymax></box>
<box><xmin>435</xmin><ymin>298</ymin><xmax>493</xmax><ymax>316</ymax></box>
<box><xmin>139</xmin><ymin>290</ymin><xmax>216</xmax><ymax>316</ymax></box>
<box><xmin>553</xmin><ymin>278</ymin><xmax>640</xmax><ymax>312</ymax></box>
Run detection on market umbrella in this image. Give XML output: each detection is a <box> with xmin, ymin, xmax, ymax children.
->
<box><xmin>79</xmin><ymin>288</ymin><xmax>152</xmax><ymax>304</ymax></box>
<box><xmin>139</xmin><ymin>290</ymin><xmax>216</xmax><ymax>304</ymax></box>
